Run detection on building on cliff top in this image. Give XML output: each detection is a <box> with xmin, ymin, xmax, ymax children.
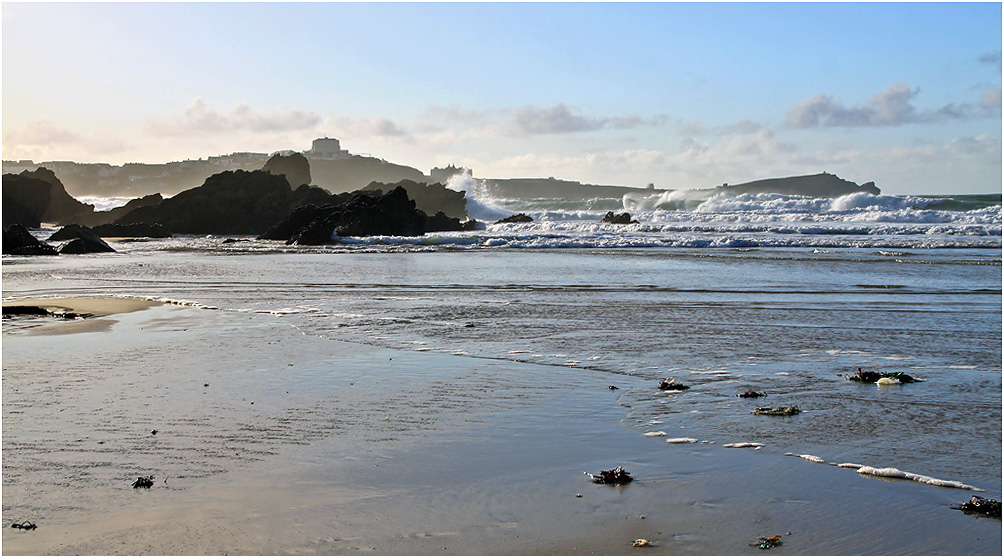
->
<box><xmin>306</xmin><ymin>137</ymin><xmax>350</xmax><ymax>160</ymax></box>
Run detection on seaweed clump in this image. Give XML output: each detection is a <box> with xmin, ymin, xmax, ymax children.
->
<box><xmin>659</xmin><ymin>378</ymin><xmax>689</xmax><ymax>391</ymax></box>
<box><xmin>585</xmin><ymin>466</ymin><xmax>633</xmax><ymax>485</ymax></box>
<box><xmin>751</xmin><ymin>406</ymin><xmax>800</xmax><ymax>416</ymax></box>
<box><xmin>750</xmin><ymin>535</ymin><xmax>783</xmax><ymax>549</ymax></box>
<box><xmin>132</xmin><ymin>476</ymin><xmax>154</xmax><ymax>489</ymax></box>
<box><xmin>847</xmin><ymin>367</ymin><xmax>919</xmax><ymax>383</ymax></box>
<box><xmin>952</xmin><ymin>495</ymin><xmax>1002</xmax><ymax>519</ymax></box>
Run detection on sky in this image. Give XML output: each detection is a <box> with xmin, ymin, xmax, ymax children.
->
<box><xmin>2</xmin><ymin>2</ymin><xmax>1001</xmax><ymax>195</ymax></box>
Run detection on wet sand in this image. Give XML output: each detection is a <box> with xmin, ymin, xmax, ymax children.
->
<box><xmin>2</xmin><ymin>301</ymin><xmax>1000</xmax><ymax>555</ymax></box>
<box><xmin>2</xmin><ymin>296</ymin><xmax>162</xmax><ymax>335</ymax></box>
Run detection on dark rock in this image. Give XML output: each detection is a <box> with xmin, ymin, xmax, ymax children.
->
<box><xmin>738</xmin><ymin>391</ymin><xmax>768</xmax><ymax>398</ymax></box>
<box><xmin>91</xmin><ymin>222</ymin><xmax>171</xmax><ymax>238</ymax></box>
<box><xmin>659</xmin><ymin>378</ymin><xmax>689</xmax><ymax>391</ymax></box>
<box><xmin>58</xmin><ymin>236</ymin><xmax>115</xmax><ymax>254</ymax></box>
<box><xmin>585</xmin><ymin>466</ymin><xmax>633</xmax><ymax>484</ymax></box>
<box><xmin>364</xmin><ymin>179</ymin><xmax>469</xmax><ymax>219</ymax></box>
<box><xmin>953</xmin><ymin>495</ymin><xmax>1002</xmax><ymax>519</ymax></box>
<box><xmin>601</xmin><ymin>211</ymin><xmax>639</xmax><ymax>224</ymax></box>
<box><xmin>261</xmin><ymin>186</ymin><xmax>472</xmax><ymax>245</ymax></box>
<box><xmin>847</xmin><ymin>367</ymin><xmax>919</xmax><ymax>384</ymax></box>
<box><xmin>495</xmin><ymin>213</ymin><xmax>533</xmax><ymax>224</ymax></box>
<box><xmin>80</xmin><ymin>194</ymin><xmax>164</xmax><ymax>227</ymax></box>
<box><xmin>3</xmin><ymin>168</ymin><xmax>94</xmax><ymax>226</ymax></box>
<box><xmin>751</xmin><ymin>406</ymin><xmax>800</xmax><ymax>416</ymax></box>
<box><xmin>1</xmin><ymin>304</ymin><xmax>90</xmax><ymax>320</ymax></box>
<box><xmin>132</xmin><ymin>476</ymin><xmax>154</xmax><ymax>489</ymax></box>
<box><xmin>48</xmin><ymin>224</ymin><xmax>98</xmax><ymax>242</ymax></box>
<box><xmin>115</xmin><ymin>170</ymin><xmax>337</xmax><ymax>235</ymax></box>
<box><xmin>262</xmin><ymin>151</ymin><xmax>311</xmax><ymax>189</ymax></box>
<box><xmin>2</xmin><ymin>194</ymin><xmax>43</xmax><ymax>228</ymax></box>
<box><xmin>425</xmin><ymin>210</ymin><xmax>466</xmax><ymax>233</ymax></box>
<box><xmin>48</xmin><ymin>224</ymin><xmax>116</xmax><ymax>254</ymax></box>
<box><xmin>2</xmin><ymin>224</ymin><xmax>58</xmax><ymax>255</ymax></box>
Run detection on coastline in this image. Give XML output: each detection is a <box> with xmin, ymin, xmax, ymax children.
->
<box><xmin>3</xmin><ymin>300</ymin><xmax>1000</xmax><ymax>555</ymax></box>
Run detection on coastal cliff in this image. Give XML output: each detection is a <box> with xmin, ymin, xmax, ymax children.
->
<box><xmin>715</xmin><ymin>172</ymin><xmax>879</xmax><ymax>197</ymax></box>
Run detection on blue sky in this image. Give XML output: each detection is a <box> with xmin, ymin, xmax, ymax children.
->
<box><xmin>3</xmin><ymin>2</ymin><xmax>1001</xmax><ymax>194</ymax></box>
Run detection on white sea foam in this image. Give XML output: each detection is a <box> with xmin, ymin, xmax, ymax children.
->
<box><xmin>784</xmin><ymin>453</ymin><xmax>826</xmax><ymax>463</ymax></box>
<box><xmin>723</xmin><ymin>442</ymin><xmax>764</xmax><ymax>449</ymax></box>
<box><xmin>856</xmin><ymin>465</ymin><xmax>982</xmax><ymax>491</ymax></box>
<box><xmin>643</xmin><ymin>431</ymin><xmax>667</xmax><ymax>437</ymax></box>
<box><xmin>666</xmin><ymin>437</ymin><xmax>698</xmax><ymax>444</ymax></box>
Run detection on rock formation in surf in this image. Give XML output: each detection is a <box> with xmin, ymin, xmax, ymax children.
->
<box><xmin>361</xmin><ymin>179</ymin><xmax>469</xmax><ymax>219</ymax></box>
<box><xmin>114</xmin><ymin>169</ymin><xmax>335</xmax><ymax>235</ymax></box>
<box><xmin>259</xmin><ymin>186</ymin><xmax>470</xmax><ymax>245</ymax></box>
<box><xmin>2</xmin><ymin>224</ymin><xmax>59</xmax><ymax>255</ymax></box>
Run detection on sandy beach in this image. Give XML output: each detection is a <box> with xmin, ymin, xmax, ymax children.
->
<box><xmin>3</xmin><ymin>296</ymin><xmax>1000</xmax><ymax>555</ymax></box>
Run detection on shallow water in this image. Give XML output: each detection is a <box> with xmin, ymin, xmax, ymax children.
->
<box><xmin>3</xmin><ymin>197</ymin><xmax>1002</xmax><ymax>553</ymax></box>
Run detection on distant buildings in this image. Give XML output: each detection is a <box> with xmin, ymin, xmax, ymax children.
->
<box><xmin>305</xmin><ymin>137</ymin><xmax>350</xmax><ymax>160</ymax></box>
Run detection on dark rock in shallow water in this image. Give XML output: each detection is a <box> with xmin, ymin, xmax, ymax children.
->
<box><xmin>2</xmin><ymin>224</ymin><xmax>58</xmax><ymax>255</ymax></box>
<box><xmin>115</xmin><ymin>169</ymin><xmax>337</xmax><ymax>235</ymax></box>
<box><xmin>90</xmin><ymin>222</ymin><xmax>171</xmax><ymax>238</ymax></box>
<box><xmin>847</xmin><ymin>367</ymin><xmax>919</xmax><ymax>384</ymax></box>
<box><xmin>262</xmin><ymin>151</ymin><xmax>312</xmax><ymax>189</ymax></box>
<box><xmin>261</xmin><ymin>186</ymin><xmax>465</xmax><ymax>245</ymax></box>
<box><xmin>751</xmin><ymin>406</ymin><xmax>800</xmax><ymax>416</ymax></box>
<box><xmin>585</xmin><ymin>466</ymin><xmax>633</xmax><ymax>484</ymax></box>
<box><xmin>48</xmin><ymin>224</ymin><xmax>116</xmax><ymax>254</ymax></box>
<box><xmin>363</xmin><ymin>179</ymin><xmax>469</xmax><ymax>220</ymax></box>
<box><xmin>495</xmin><ymin>213</ymin><xmax>533</xmax><ymax>224</ymax></box>
<box><xmin>58</xmin><ymin>237</ymin><xmax>115</xmax><ymax>254</ymax></box>
<box><xmin>953</xmin><ymin>495</ymin><xmax>1002</xmax><ymax>518</ymax></box>
<box><xmin>600</xmin><ymin>211</ymin><xmax>639</xmax><ymax>224</ymax></box>
<box><xmin>659</xmin><ymin>378</ymin><xmax>689</xmax><ymax>391</ymax></box>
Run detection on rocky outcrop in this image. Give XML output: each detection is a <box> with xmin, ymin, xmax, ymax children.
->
<box><xmin>363</xmin><ymin>180</ymin><xmax>469</xmax><ymax>219</ymax></box>
<box><xmin>79</xmin><ymin>193</ymin><xmax>164</xmax><ymax>227</ymax></box>
<box><xmin>90</xmin><ymin>222</ymin><xmax>171</xmax><ymax>238</ymax></box>
<box><xmin>115</xmin><ymin>170</ymin><xmax>337</xmax><ymax>235</ymax></box>
<box><xmin>600</xmin><ymin>211</ymin><xmax>639</xmax><ymax>224</ymax></box>
<box><xmin>2</xmin><ymin>224</ymin><xmax>58</xmax><ymax>255</ymax></box>
<box><xmin>495</xmin><ymin>213</ymin><xmax>533</xmax><ymax>224</ymax></box>
<box><xmin>260</xmin><ymin>186</ymin><xmax>468</xmax><ymax>245</ymax></box>
<box><xmin>48</xmin><ymin>224</ymin><xmax>116</xmax><ymax>254</ymax></box>
<box><xmin>715</xmin><ymin>172</ymin><xmax>880</xmax><ymax>197</ymax></box>
<box><xmin>262</xmin><ymin>152</ymin><xmax>311</xmax><ymax>189</ymax></box>
<box><xmin>2</xmin><ymin>168</ymin><xmax>94</xmax><ymax>226</ymax></box>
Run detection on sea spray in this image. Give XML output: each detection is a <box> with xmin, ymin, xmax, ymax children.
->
<box><xmin>446</xmin><ymin>170</ymin><xmax>514</xmax><ymax>222</ymax></box>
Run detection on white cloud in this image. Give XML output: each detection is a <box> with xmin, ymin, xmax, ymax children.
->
<box><xmin>146</xmin><ymin>98</ymin><xmax>323</xmax><ymax>136</ymax></box>
<box><xmin>2</xmin><ymin>119</ymin><xmax>130</xmax><ymax>161</ymax></box>
<box><xmin>785</xmin><ymin>83</ymin><xmax>997</xmax><ymax>128</ymax></box>
<box><xmin>498</xmin><ymin>103</ymin><xmax>667</xmax><ymax>137</ymax></box>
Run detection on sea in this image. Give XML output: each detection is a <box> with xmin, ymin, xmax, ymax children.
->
<box><xmin>3</xmin><ymin>180</ymin><xmax>1002</xmax><ymax>553</ymax></box>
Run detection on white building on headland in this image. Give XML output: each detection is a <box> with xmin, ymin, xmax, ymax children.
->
<box><xmin>305</xmin><ymin>137</ymin><xmax>350</xmax><ymax>160</ymax></box>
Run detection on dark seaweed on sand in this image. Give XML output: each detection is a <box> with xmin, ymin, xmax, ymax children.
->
<box><xmin>952</xmin><ymin>496</ymin><xmax>1002</xmax><ymax>519</ymax></box>
<box><xmin>585</xmin><ymin>466</ymin><xmax>633</xmax><ymax>484</ymax></box>
<box><xmin>847</xmin><ymin>368</ymin><xmax>919</xmax><ymax>383</ymax></box>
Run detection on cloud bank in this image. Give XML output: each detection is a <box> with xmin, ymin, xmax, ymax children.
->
<box><xmin>146</xmin><ymin>98</ymin><xmax>323</xmax><ymax>136</ymax></box>
<box><xmin>785</xmin><ymin>83</ymin><xmax>1000</xmax><ymax>128</ymax></box>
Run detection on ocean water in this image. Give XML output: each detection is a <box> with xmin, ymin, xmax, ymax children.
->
<box><xmin>3</xmin><ymin>186</ymin><xmax>1002</xmax><ymax>551</ymax></box>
